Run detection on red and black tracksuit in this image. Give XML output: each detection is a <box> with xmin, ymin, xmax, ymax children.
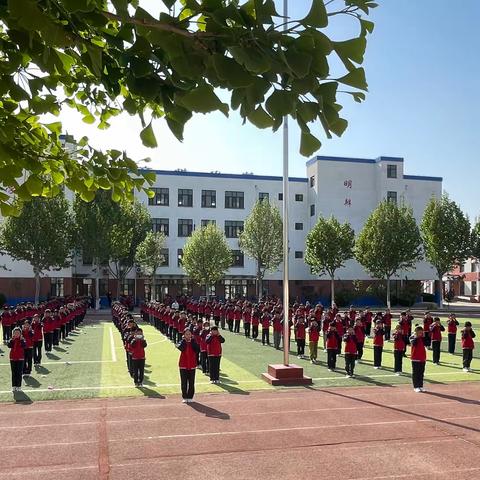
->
<box><xmin>447</xmin><ymin>318</ymin><xmax>459</xmax><ymax>354</ymax></box>
<box><xmin>430</xmin><ymin>323</ymin><xmax>445</xmax><ymax>364</ymax></box>
<box><xmin>294</xmin><ymin>320</ymin><xmax>306</xmax><ymax>356</ymax></box>
<box><xmin>32</xmin><ymin>321</ymin><xmax>43</xmax><ymax>365</ymax></box>
<box><xmin>354</xmin><ymin>324</ymin><xmax>365</xmax><ymax>360</ymax></box>
<box><xmin>261</xmin><ymin>313</ymin><xmax>271</xmax><ymax>345</ymax></box>
<box><xmin>382</xmin><ymin>313</ymin><xmax>392</xmax><ymax>341</ymax></box>
<box><xmin>199</xmin><ymin>328</ymin><xmax>210</xmax><ymax>374</ymax></box>
<box><xmin>373</xmin><ymin>326</ymin><xmax>384</xmax><ymax>367</ymax></box>
<box><xmin>206</xmin><ymin>333</ymin><xmax>225</xmax><ymax>382</ymax></box>
<box><xmin>326</xmin><ymin>330</ymin><xmax>341</xmax><ymax>370</ymax></box>
<box><xmin>410</xmin><ymin>335</ymin><xmax>426</xmax><ymax>389</ymax></box>
<box><xmin>42</xmin><ymin>315</ymin><xmax>55</xmax><ymax>352</ymax></box>
<box><xmin>8</xmin><ymin>337</ymin><xmax>26</xmax><ymax>388</ymax></box>
<box><xmin>177</xmin><ymin>338</ymin><xmax>200</xmax><ymax>400</ymax></box>
<box><xmin>461</xmin><ymin>329</ymin><xmax>475</xmax><ymax>369</ymax></box>
<box><xmin>423</xmin><ymin>317</ymin><xmax>433</xmax><ymax>347</ymax></box>
<box><xmin>343</xmin><ymin>334</ymin><xmax>357</xmax><ymax>376</ymax></box>
<box><xmin>21</xmin><ymin>326</ymin><xmax>34</xmax><ymax>374</ymax></box>
<box><xmin>392</xmin><ymin>330</ymin><xmax>406</xmax><ymax>373</ymax></box>
<box><xmin>129</xmin><ymin>337</ymin><xmax>147</xmax><ymax>385</ymax></box>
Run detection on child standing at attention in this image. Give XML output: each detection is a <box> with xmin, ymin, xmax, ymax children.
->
<box><xmin>294</xmin><ymin>316</ymin><xmax>306</xmax><ymax>358</ymax></box>
<box><xmin>206</xmin><ymin>326</ymin><xmax>225</xmax><ymax>384</ymax></box>
<box><xmin>343</xmin><ymin>327</ymin><xmax>357</xmax><ymax>378</ymax></box>
<box><xmin>430</xmin><ymin>317</ymin><xmax>445</xmax><ymax>365</ymax></box>
<box><xmin>177</xmin><ymin>328</ymin><xmax>200</xmax><ymax>403</ymax></box>
<box><xmin>372</xmin><ymin>320</ymin><xmax>385</xmax><ymax>369</ymax></box>
<box><xmin>410</xmin><ymin>325</ymin><xmax>427</xmax><ymax>392</ymax></box>
<box><xmin>8</xmin><ymin>327</ymin><xmax>26</xmax><ymax>392</ymax></box>
<box><xmin>447</xmin><ymin>314</ymin><xmax>459</xmax><ymax>354</ymax></box>
<box><xmin>130</xmin><ymin>328</ymin><xmax>147</xmax><ymax>387</ymax></box>
<box><xmin>392</xmin><ymin>324</ymin><xmax>406</xmax><ymax>375</ymax></box>
<box><xmin>461</xmin><ymin>322</ymin><xmax>476</xmax><ymax>372</ymax></box>
<box><xmin>325</xmin><ymin>323</ymin><xmax>341</xmax><ymax>372</ymax></box>
<box><xmin>308</xmin><ymin>319</ymin><xmax>320</xmax><ymax>364</ymax></box>
<box><xmin>354</xmin><ymin>318</ymin><xmax>365</xmax><ymax>363</ymax></box>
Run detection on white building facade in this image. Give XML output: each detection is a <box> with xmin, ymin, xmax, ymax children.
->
<box><xmin>0</xmin><ymin>155</ymin><xmax>442</xmax><ymax>305</ymax></box>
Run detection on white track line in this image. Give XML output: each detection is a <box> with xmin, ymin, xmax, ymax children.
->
<box><xmin>109</xmin><ymin>327</ymin><xmax>117</xmax><ymax>362</ymax></box>
<box><xmin>348</xmin><ymin>467</ymin><xmax>480</xmax><ymax>480</ymax></box>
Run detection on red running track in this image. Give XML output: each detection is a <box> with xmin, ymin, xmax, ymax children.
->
<box><xmin>0</xmin><ymin>383</ymin><xmax>479</xmax><ymax>479</ymax></box>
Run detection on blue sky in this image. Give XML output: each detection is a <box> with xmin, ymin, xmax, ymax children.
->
<box><xmin>60</xmin><ymin>0</ymin><xmax>480</xmax><ymax>220</ymax></box>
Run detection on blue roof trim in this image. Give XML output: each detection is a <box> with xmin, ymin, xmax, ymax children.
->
<box><xmin>139</xmin><ymin>169</ymin><xmax>308</xmax><ymax>183</ymax></box>
<box><xmin>404</xmin><ymin>174</ymin><xmax>443</xmax><ymax>182</ymax></box>
<box><xmin>306</xmin><ymin>155</ymin><xmax>404</xmax><ymax>166</ymax></box>
<box><xmin>376</xmin><ymin>156</ymin><xmax>404</xmax><ymax>163</ymax></box>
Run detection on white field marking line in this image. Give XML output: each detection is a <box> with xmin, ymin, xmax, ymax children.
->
<box><xmin>109</xmin><ymin>327</ymin><xmax>117</xmax><ymax>362</ymax></box>
<box><xmin>0</xmin><ymin>400</ymin><xmax>458</xmax><ymax>430</ymax></box>
<box><xmin>311</xmin><ymin>370</ymin><xmax>479</xmax><ymax>381</ymax></box>
<box><xmin>0</xmin><ymin>465</ymin><xmax>98</xmax><ymax>477</ymax></box>
<box><xmin>347</xmin><ymin>467</ymin><xmax>480</xmax><ymax>480</ymax></box>
<box><xmin>114</xmin><ymin>414</ymin><xmax>480</xmax><ymax>443</ymax></box>
<box><xmin>0</xmin><ymin>360</ymin><xmax>115</xmax><ymax>366</ymax></box>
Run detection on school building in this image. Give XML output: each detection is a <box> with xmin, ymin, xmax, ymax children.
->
<box><xmin>445</xmin><ymin>258</ymin><xmax>480</xmax><ymax>303</ymax></box>
<box><xmin>0</xmin><ymin>155</ymin><xmax>443</xmax><ymax>305</ymax></box>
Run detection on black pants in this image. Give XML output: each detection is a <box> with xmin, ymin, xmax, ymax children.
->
<box><xmin>33</xmin><ymin>341</ymin><xmax>42</xmax><ymax>364</ymax></box>
<box><xmin>131</xmin><ymin>358</ymin><xmax>145</xmax><ymax>385</ymax></box>
<box><xmin>463</xmin><ymin>349</ymin><xmax>473</xmax><ymax>369</ymax></box>
<box><xmin>44</xmin><ymin>332</ymin><xmax>53</xmax><ymax>352</ymax></box>
<box><xmin>252</xmin><ymin>325</ymin><xmax>259</xmax><ymax>339</ymax></box>
<box><xmin>297</xmin><ymin>339</ymin><xmax>305</xmax><ymax>356</ymax></box>
<box><xmin>432</xmin><ymin>341</ymin><xmax>441</xmax><ymax>364</ymax></box>
<box><xmin>345</xmin><ymin>354</ymin><xmax>356</xmax><ymax>376</ymax></box>
<box><xmin>234</xmin><ymin>320</ymin><xmax>240</xmax><ymax>333</ymax></box>
<box><xmin>411</xmin><ymin>361</ymin><xmax>425</xmax><ymax>389</ymax></box>
<box><xmin>244</xmin><ymin>322</ymin><xmax>251</xmax><ymax>337</ymax></box>
<box><xmin>262</xmin><ymin>328</ymin><xmax>270</xmax><ymax>345</ymax></box>
<box><xmin>23</xmin><ymin>348</ymin><xmax>33</xmax><ymax>374</ymax></box>
<box><xmin>53</xmin><ymin>329</ymin><xmax>60</xmax><ymax>346</ymax></box>
<box><xmin>11</xmin><ymin>360</ymin><xmax>23</xmax><ymax>388</ymax></box>
<box><xmin>365</xmin><ymin>323</ymin><xmax>371</xmax><ymax>336</ymax></box>
<box><xmin>424</xmin><ymin>332</ymin><xmax>431</xmax><ymax>348</ymax></box>
<box><xmin>327</xmin><ymin>349</ymin><xmax>337</xmax><ymax>370</ymax></box>
<box><xmin>227</xmin><ymin>320</ymin><xmax>233</xmax><ymax>332</ymax></box>
<box><xmin>127</xmin><ymin>353</ymin><xmax>133</xmax><ymax>377</ymax></box>
<box><xmin>180</xmin><ymin>368</ymin><xmax>196</xmax><ymax>399</ymax></box>
<box><xmin>220</xmin><ymin>317</ymin><xmax>226</xmax><ymax>329</ymax></box>
<box><xmin>200</xmin><ymin>351</ymin><xmax>209</xmax><ymax>374</ymax></box>
<box><xmin>356</xmin><ymin>342</ymin><xmax>364</xmax><ymax>360</ymax></box>
<box><xmin>60</xmin><ymin>325</ymin><xmax>66</xmax><ymax>341</ymax></box>
<box><xmin>3</xmin><ymin>325</ymin><xmax>11</xmax><ymax>342</ymax></box>
<box><xmin>448</xmin><ymin>333</ymin><xmax>456</xmax><ymax>354</ymax></box>
<box><xmin>214</xmin><ymin>316</ymin><xmax>220</xmax><ymax>327</ymax></box>
<box><xmin>403</xmin><ymin>335</ymin><xmax>410</xmax><ymax>353</ymax></box>
<box><xmin>384</xmin><ymin>325</ymin><xmax>391</xmax><ymax>341</ymax></box>
<box><xmin>209</xmin><ymin>356</ymin><xmax>221</xmax><ymax>381</ymax></box>
<box><xmin>394</xmin><ymin>350</ymin><xmax>404</xmax><ymax>373</ymax></box>
<box><xmin>373</xmin><ymin>346</ymin><xmax>383</xmax><ymax>367</ymax></box>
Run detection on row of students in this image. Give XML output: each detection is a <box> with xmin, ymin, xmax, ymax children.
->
<box><xmin>6</xmin><ymin>300</ymin><xmax>88</xmax><ymax>392</ymax></box>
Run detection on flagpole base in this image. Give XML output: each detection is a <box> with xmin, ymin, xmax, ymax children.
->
<box><xmin>262</xmin><ymin>364</ymin><xmax>312</xmax><ymax>386</ymax></box>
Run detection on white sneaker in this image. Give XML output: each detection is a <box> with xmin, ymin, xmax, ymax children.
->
<box><xmin>373</xmin><ymin>366</ymin><xmax>380</xmax><ymax>370</ymax></box>
<box><xmin>182</xmin><ymin>399</ymin><xmax>187</xmax><ymax>403</ymax></box>
<box><xmin>327</xmin><ymin>369</ymin><xmax>333</xmax><ymax>372</ymax></box>
<box><xmin>414</xmin><ymin>388</ymin><xmax>421</xmax><ymax>393</ymax></box>
<box><xmin>345</xmin><ymin>374</ymin><xmax>350</xmax><ymax>378</ymax></box>
<box><xmin>355</xmin><ymin>360</ymin><xmax>359</xmax><ymax>365</ymax></box>
<box><xmin>395</xmin><ymin>372</ymin><xmax>401</xmax><ymax>376</ymax></box>
<box><xmin>420</xmin><ymin>387</ymin><xmax>426</xmax><ymax>392</ymax></box>
<box><xmin>463</xmin><ymin>367</ymin><xmax>469</xmax><ymax>372</ymax></box>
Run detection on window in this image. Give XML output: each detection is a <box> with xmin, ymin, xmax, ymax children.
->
<box><xmin>148</xmin><ymin>187</ymin><xmax>169</xmax><ymax>206</ymax></box>
<box><xmin>278</xmin><ymin>193</ymin><xmax>283</xmax><ymax>201</ymax></box>
<box><xmin>50</xmin><ymin>278</ymin><xmax>64</xmax><ymax>297</ymax></box>
<box><xmin>178</xmin><ymin>189</ymin><xmax>193</xmax><ymax>207</ymax></box>
<box><xmin>295</xmin><ymin>223</ymin><xmax>303</xmax><ymax>231</ymax></box>
<box><xmin>152</xmin><ymin>218</ymin><xmax>169</xmax><ymax>236</ymax></box>
<box><xmin>459</xmin><ymin>263</ymin><xmax>464</xmax><ymax>273</ymax></box>
<box><xmin>201</xmin><ymin>189</ymin><xmax>216</xmax><ymax>208</ymax></box>
<box><xmin>231</xmin><ymin>250</ymin><xmax>244</xmax><ymax>267</ymax></box>
<box><xmin>178</xmin><ymin>219</ymin><xmax>193</xmax><ymax>237</ymax></box>
<box><xmin>259</xmin><ymin>192</ymin><xmax>269</xmax><ymax>201</ymax></box>
<box><xmin>82</xmin><ymin>253</ymin><xmax>93</xmax><ymax>266</ymax></box>
<box><xmin>472</xmin><ymin>281</ymin><xmax>477</xmax><ymax>296</ymax></box>
<box><xmin>225</xmin><ymin>220</ymin><xmax>244</xmax><ymax>238</ymax></box>
<box><xmin>310</xmin><ymin>175</ymin><xmax>315</xmax><ymax>187</ymax></box>
<box><xmin>295</xmin><ymin>251</ymin><xmax>303</xmax><ymax>259</ymax></box>
<box><xmin>310</xmin><ymin>204</ymin><xmax>315</xmax><ymax>216</ymax></box>
<box><xmin>387</xmin><ymin>164</ymin><xmax>397</xmax><ymax>179</ymax></box>
<box><xmin>201</xmin><ymin>219</ymin><xmax>216</xmax><ymax>228</ymax></box>
<box><xmin>99</xmin><ymin>279</ymin><xmax>109</xmax><ymax>296</ymax></box>
<box><xmin>159</xmin><ymin>248</ymin><xmax>169</xmax><ymax>267</ymax></box>
<box><xmin>295</xmin><ymin>194</ymin><xmax>303</xmax><ymax>202</ymax></box>
<box><xmin>122</xmin><ymin>279</ymin><xmax>134</xmax><ymax>296</ymax></box>
<box><xmin>387</xmin><ymin>191</ymin><xmax>397</xmax><ymax>204</ymax></box>
<box><xmin>177</xmin><ymin>249</ymin><xmax>183</xmax><ymax>267</ymax></box>
<box><xmin>225</xmin><ymin>191</ymin><xmax>244</xmax><ymax>209</ymax></box>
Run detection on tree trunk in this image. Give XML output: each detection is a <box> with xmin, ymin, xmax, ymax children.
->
<box><xmin>34</xmin><ymin>268</ymin><xmax>40</xmax><ymax>304</ymax></box>
<box><xmin>205</xmin><ymin>283</ymin><xmax>209</xmax><ymax>300</ymax></box>
<box><xmin>438</xmin><ymin>273</ymin><xmax>444</xmax><ymax>308</ymax></box>
<box><xmin>256</xmin><ymin>262</ymin><xmax>262</xmax><ymax>300</ymax></box>
<box><xmin>330</xmin><ymin>275</ymin><xmax>335</xmax><ymax>307</ymax></box>
<box><xmin>386</xmin><ymin>276</ymin><xmax>391</xmax><ymax>309</ymax></box>
<box><xmin>95</xmin><ymin>261</ymin><xmax>100</xmax><ymax>310</ymax></box>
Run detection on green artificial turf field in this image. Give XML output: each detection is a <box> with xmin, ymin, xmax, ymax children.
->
<box><xmin>0</xmin><ymin>315</ymin><xmax>479</xmax><ymax>402</ymax></box>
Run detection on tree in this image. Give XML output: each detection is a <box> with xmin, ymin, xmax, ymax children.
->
<box><xmin>1</xmin><ymin>194</ymin><xmax>74</xmax><ymax>303</ymax></box>
<box><xmin>305</xmin><ymin>215</ymin><xmax>355</xmax><ymax>306</ymax></box>
<box><xmin>239</xmin><ymin>199</ymin><xmax>283</xmax><ymax>297</ymax></box>
<box><xmin>421</xmin><ymin>194</ymin><xmax>471</xmax><ymax>307</ymax></box>
<box><xmin>135</xmin><ymin>231</ymin><xmax>167</xmax><ymax>300</ymax></box>
<box><xmin>74</xmin><ymin>191</ymin><xmax>151</xmax><ymax>301</ymax></box>
<box><xmin>0</xmin><ymin>1</ymin><xmax>376</xmax><ymax>214</ymax></box>
<box><xmin>182</xmin><ymin>223</ymin><xmax>232</xmax><ymax>297</ymax></box>
<box><xmin>356</xmin><ymin>201</ymin><xmax>423</xmax><ymax>308</ymax></box>
<box><xmin>472</xmin><ymin>219</ymin><xmax>480</xmax><ymax>261</ymax></box>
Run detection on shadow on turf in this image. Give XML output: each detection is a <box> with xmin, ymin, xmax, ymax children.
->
<box><xmin>13</xmin><ymin>391</ymin><xmax>32</xmax><ymax>404</ymax></box>
<box><xmin>34</xmin><ymin>365</ymin><xmax>50</xmax><ymax>374</ymax></box>
<box><xmin>53</xmin><ymin>347</ymin><xmax>67</xmax><ymax>352</ymax></box>
<box><xmin>138</xmin><ymin>386</ymin><xmax>165</xmax><ymax>399</ymax></box>
<box><xmin>23</xmin><ymin>375</ymin><xmax>41</xmax><ymax>388</ymax></box>
<box><xmin>45</xmin><ymin>352</ymin><xmax>61</xmax><ymax>360</ymax></box>
<box><xmin>188</xmin><ymin>401</ymin><xmax>230</xmax><ymax>419</ymax></box>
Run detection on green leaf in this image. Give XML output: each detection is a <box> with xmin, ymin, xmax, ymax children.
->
<box><xmin>178</xmin><ymin>84</ymin><xmax>229</xmax><ymax>116</ymax></box>
<box><xmin>337</xmin><ymin>68</ymin><xmax>368</xmax><ymax>91</ymax></box>
<box><xmin>265</xmin><ymin>90</ymin><xmax>297</xmax><ymax>118</ymax></box>
<box><xmin>80</xmin><ymin>190</ymin><xmax>96</xmax><ymax>202</ymax></box>
<box><xmin>247</xmin><ymin>106</ymin><xmax>274</xmax><ymax>129</ymax></box>
<box><xmin>361</xmin><ymin>19</ymin><xmax>375</xmax><ymax>35</ymax></box>
<box><xmin>82</xmin><ymin>114</ymin><xmax>95</xmax><ymax>124</ymax></box>
<box><xmin>140</xmin><ymin>123</ymin><xmax>158</xmax><ymax>148</ymax></box>
<box><xmin>212</xmin><ymin>55</ymin><xmax>255</xmax><ymax>88</ymax></box>
<box><xmin>44</xmin><ymin>122</ymin><xmax>62</xmax><ymax>134</ymax></box>
<box><xmin>142</xmin><ymin>172</ymin><xmax>157</xmax><ymax>184</ymax></box>
<box><xmin>284</xmin><ymin>49</ymin><xmax>312</xmax><ymax>79</ymax></box>
<box><xmin>229</xmin><ymin>47</ymin><xmax>272</xmax><ymax>74</ymax></box>
<box><xmin>300</xmin><ymin>131</ymin><xmax>321</xmax><ymax>157</ymax></box>
<box><xmin>25</xmin><ymin>175</ymin><xmax>43</xmax><ymax>196</ymax></box>
<box><xmin>51</xmin><ymin>171</ymin><xmax>65</xmax><ymax>185</ymax></box>
<box><xmin>334</xmin><ymin>37</ymin><xmax>367</xmax><ymax>65</ymax></box>
<box><xmin>301</xmin><ymin>0</ymin><xmax>328</xmax><ymax>28</ymax></box>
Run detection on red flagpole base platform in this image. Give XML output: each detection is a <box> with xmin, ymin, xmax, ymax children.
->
<box><xmin>262</xmin><ymin>364</ymin><xmax>312</xmax><ymax>386</ymax></box>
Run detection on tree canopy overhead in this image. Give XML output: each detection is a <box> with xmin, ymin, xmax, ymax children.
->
<box><xmin>0</xmin><ymin>0</ymin><xmax>376</xmax><ymax>214</ymax></box>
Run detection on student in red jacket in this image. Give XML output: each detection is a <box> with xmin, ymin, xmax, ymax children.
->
<box><xmin>129</xmin><ymin>328</ymin><xmax>147</xmax><ymax>387</ymax></box>
<box><xmin>392</xmin><ymin>324</ymin><xmax>406</xmax><ymax>375</ymax></box>
<box><xmin>42</xmin><ymin>309</ymin><xmax>55</xmax><ymax>352</ymax></box>
<box><xmin>199</xmin><ymin>321</ymin><xmax>210</xmax><ymax>375</ymax></box>
<box><xmin>325</xmin><ymin>323</ymin><xmax>341</xmax><ymax>371</ymax></box>
<box><xmin>372</xmin><ymin>320</ymin><xmax>385</xmax><ymax>369</ymax></box>
<box><xmin>32</xmin><ymin>314</ymin><xmax>43</xmax><ymax>365</ymax></box>
<box><xmin>447</xmin><ymin>314</ymin><xmax>459</xmax><ymax>354</ymax></box>
<box><xmin>308</xmin><ymin>320</ymin><xmax>320</xmax><ymax>364</ymax></box>
<box><xmin>251</xmin><ymin>306</ymin><xmax>260</xmax><ymax>341</ymax></box>
<box><xmin>206</xmin><ymin>326</ymin><xmax>225</xmax><ymax>384</ymax></box>
<box><xmin>461</xmin><ymin>322</ymin><xmax>476</xmax><ymax>372</ymax></box>
<box><xmin>354</xmin><ymin>318</ymin><xmax>365</xmax><ymax>363</ymax></box>
<box><xmin>261</xmin><ymin>311</ymin><xmax>271</xmax><ymax>346</ymax></box>
<box><xmin>294</xmin><ymin>316</ymin><xmax>306</xmax><ymax>358</ymax></box>
<box><xmin>423</xmin><ymin>312</ymin><xmax>434</xmax><ymax>348</ymax></box>
<box><xmin>410</xmin><ymin>326</ymin><xmax>427</xmax><ymax>392</ymax></box>
<box><xmin>343</xmin><ymin>327</ymin><xmax>357</xmax><ymax>378</ymax></box>
<box><xmin>382</xmin><ymin>309</ymin><xmax>392</xmax><ymax>341</ymax></box>
<box><xmin>21</xmin><ymin>320</ymin><xmax>34</xmax><ymax>375</ymax></box>
<box><xmin>430</xmin><ymin>317</ymin><xmax>445</xmax><ymax>365</ymax></box>
<box><xmin>8</xmin><ymin>327</ymin><xmax>26</xmax><ymax>392</ymax></box>
<box><xmin>177</xmin><ymin>329</ymin><xmax>200</xmax><ymax>403</ymax></box>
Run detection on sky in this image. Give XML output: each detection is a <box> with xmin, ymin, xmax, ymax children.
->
<box><xmin>59</xmin><ymin>0</ymin><xmax>480</xmax><ymax>221</ymax></box>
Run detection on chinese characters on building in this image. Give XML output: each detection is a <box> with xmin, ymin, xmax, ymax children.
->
<box><xmin>344</xmin><ymin>179</ymin><xmax>352</xmax><ymax>206</ymax></box>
